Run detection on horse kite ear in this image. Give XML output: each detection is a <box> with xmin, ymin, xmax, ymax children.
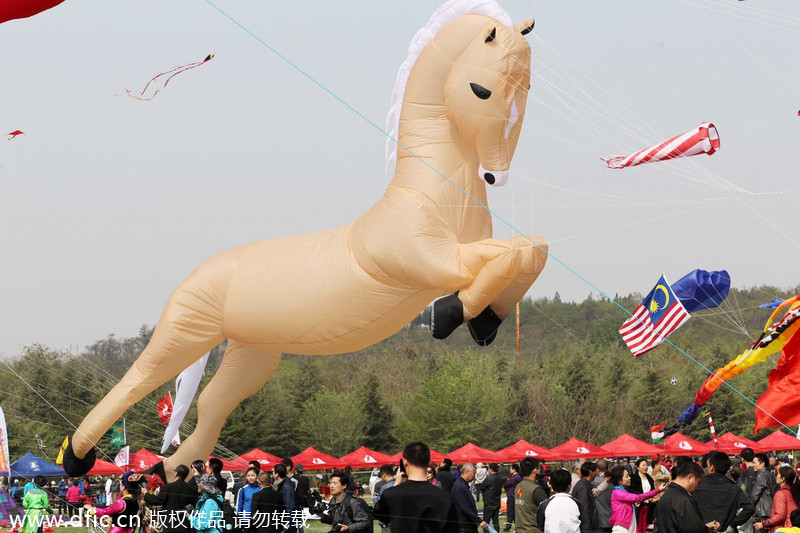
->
<box><xmin>516</xmin><ymin>19</ymin><xmax>535</xmax><ymax>36</ymax></box>
<box><xmin>485</xmin><ymin>27</ymin><xmax>496</xmax><ymax>43</ymax></box>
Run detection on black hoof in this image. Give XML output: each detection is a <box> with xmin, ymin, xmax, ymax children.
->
<box><xmin>431</xmin><ymin>293</ymin><xmax>465</xmax><ymax>340</ymax></box>
<box><xmin>144</xmin><ymin>461</ymin><xmax>167</xmax><ymax>484</ymax></box>
<box><xmin>467</xmin><ymin>306</ymin><xmax>502</xmax><ymax>346</ymax></box>
<box><xmin>62</xmin><ymin>437</ymin><xmax>96</xmax><ymax>477</ymax></box>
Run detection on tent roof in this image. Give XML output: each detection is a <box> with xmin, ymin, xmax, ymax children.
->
<box><xmin>495</xmin><ymin>440</ymin><xmax>556</xmax><ymax>462</ymax></box>
<box><xmin>240</xmin><ymin>449</ymin><xmax>282</xmax><ymax>469</ymax></box>
<box><xmin>338</xmin><ymin>446</ymin><xmax>394</xmax><ymax>469</ymax></box>
<box><xmin>212</xmin><ymin>456</ymin><xmax>249</xmax><ymax>472</ymax></box>
<box><xmin>1</xmin><ymin>452</ymin><xmax>65</xmax><ymax>477</ymax></box>
<box><xmin>548</xmin><ymin>438</ymin><xmax>610</xmax><ymax>460</ymax></box>
<box><xmin>290</xmin><ymin>447</ymin><xmax>346</xmax><ymax>470</ymax></box>
<box><xmin>127</xmin><ymin>448</ymin><xmax>164</xmax><ymax>472</ymax></box>
<box><xmin>87</xmin><ymin>458</ymin><xmax>125</xmax><ymax>476</ymax></box>
<box><xmin>601</xmin><ymin>434</ymin><xmax>664</xmax><ymax>457</ymax></box>
<box><xmin>705</xmin><ymin>432</ymin><xmax>759</xmax><ymax>455</ymax></box>
<box><xmin>660</xmin><ymin>432</ymin><xmax>711</xmax><ymax>456</ymax></box>
<box><xmin>755</xmin><ymin>431</ymin><xmax>800</xmax><ymax>452</ymax></box>
<box><xmin>446</xmin><ymin>442</ymin><xmax>502</xmax><ymax>463</ymax></box>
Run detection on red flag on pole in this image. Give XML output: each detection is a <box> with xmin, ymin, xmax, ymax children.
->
<box><xmin>157</xmin><ymin>392</ymin><xmax>173</xmax><ymax>424</ymax></box>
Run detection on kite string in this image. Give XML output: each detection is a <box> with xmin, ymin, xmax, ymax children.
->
<box><xmin>202</xmin><ymin>0</ymin><xmax>799</xmax><ymax>436</ymax></box>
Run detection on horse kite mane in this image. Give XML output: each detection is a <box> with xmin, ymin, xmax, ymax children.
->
<box><xmin>385</xmin><ymin>0</ymin><xmax>515</xmax><ymax>173</ymax></box>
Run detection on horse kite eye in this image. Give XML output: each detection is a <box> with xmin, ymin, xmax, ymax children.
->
<box><xmin>470</xmin><ymin>82</ymin><xmax>492</xmax><ymax>100</ymax></box>
<box><xmin>485</xmin><ymin>27</ymin><xmax>496</xmax><ymax>43</ymax></box>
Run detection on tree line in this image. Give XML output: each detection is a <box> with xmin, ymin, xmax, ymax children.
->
<box><xmin>0</xmin><ymin>284</ymin><xmax>794</xmax><ymax>463</ymax></box>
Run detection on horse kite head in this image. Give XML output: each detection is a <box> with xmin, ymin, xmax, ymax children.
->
<box><xmin>387</xmin><ymin>0</ymin><xmax>534</xmax><ymax>188</ymax></box>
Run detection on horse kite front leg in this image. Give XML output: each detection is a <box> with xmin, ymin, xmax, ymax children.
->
<box><xmin>432</xmin><ymin>235</ymin><xmax>547</xmax><ymax>345</ymax></box>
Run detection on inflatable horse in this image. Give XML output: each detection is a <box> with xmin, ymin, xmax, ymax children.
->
<box><xmin>63</xmin><ymin>0</ymin><xmax>547</xmax><ymax>479</ymax></box>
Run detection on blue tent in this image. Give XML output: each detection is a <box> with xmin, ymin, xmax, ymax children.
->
<box><xmin>0</xmin><ymin>452</ymin><xmax>65</xmax><ymax>478</ymax></box>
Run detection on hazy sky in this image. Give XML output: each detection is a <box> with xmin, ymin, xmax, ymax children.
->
<box><xmin>2</xmin><ymin>0</ymin><xmax>798</xmax><ymax>356</ymax></box>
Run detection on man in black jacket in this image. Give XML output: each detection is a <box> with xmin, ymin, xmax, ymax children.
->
<box><xmin>143</xmin><ymin>464</ymin><xmax>195</xmax><ymax>533</ymax></box>
<box><xmin>293</xmin><ymin>464</ymin><xmax>311</xmax><ymax>510</ymax></box>
<box><xmin>694</xmin><ymin>451</ymin><xmax>754</xmax><ymax>532</ymax></box>
<box><xmin>436</xmin><ymin>459</ymin><xmax>455</xmax><ymax>494</ymax></box>
<box><xmin>655</xmin><ymin>462</ymin><xmax>719</xmax><ymax>533</ymax></box>
<box><xmin>571</xmin><ymin>462</ymin><xmax>598</xmax><ymax>533</ymax></box>
<box><xmin>478</xmin><ymin>463</ymin><xmax>504</xmax><ymax>532</ymax></box>
<box><xmin>451</xmin><ymin>464</ymin><xmax>487</xmax><ymax>533</ymax></box>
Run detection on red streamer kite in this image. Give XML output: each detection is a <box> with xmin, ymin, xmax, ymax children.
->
<box><xmin>0</xmin><ymin>0</ymin><xmax>65</xmax><ymax>24</ymax></box>
<box><xmin>7</xmin><ymin>130</ymin><xmax>24</xmax><ymax>140</ymax></box>
<box><xmin>126</xmin><ymin>55</ymin><xmax>214</xmax><ymax>101</ymax></box>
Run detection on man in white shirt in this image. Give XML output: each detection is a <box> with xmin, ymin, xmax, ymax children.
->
<box><xmin>537</xmin><ymin>469</ymin><xmax>580</xmax><ymax>533</ymax></box>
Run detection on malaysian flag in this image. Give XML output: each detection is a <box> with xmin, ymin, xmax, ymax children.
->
<box><xmin>619</xmin><ymin>275</ymin><xmax>691</xmax><ymax>357</ymax></box>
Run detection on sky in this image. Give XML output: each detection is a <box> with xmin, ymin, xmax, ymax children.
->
<box><xmin>1</xmin><ymin>0</ymin><xmax>799</xmax><ymax>357</ymax></box>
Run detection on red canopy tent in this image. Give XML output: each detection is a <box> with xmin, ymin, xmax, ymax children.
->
<box><xmin>602</xmin><ymin>434</ymin><xmax>664</xmax><ymax>458</ymax></box>
<box><xmin>389</xmin><ymin>448</ymin><xmax>446</xmax><ymax>464</ymax></box>
<box><xmin>87</xmin><ymin>459</ymin><xmax>125</xmax><ymax>475</ymax></box>
<box><xmin>495</xmin><ymin>440</ymin><xmax>555</xmax><ymax>462</ymax></box>
<box><xmin>240</xmin><ymin>449</ymin><xmax>282</xmax><ymax>469</ymax></box>
<box><xmin>291</xmin><ymin>447</ymin><xmax>346</xmax><ymax>470</ymax></box>
<box><xmin>213</xmin><ymin>456</ymin><xmax>250</xmax><ymax>471</ymax></box>
<box><xmin>659</xmin><ymin>433</ymin><xmax>711</xmax><ymax>456</ymax></box>
<box><xmin>127</xmin><ymin>448</ymin><xmax>163</xmax><ymax>472</ymax></box>
<box><xmin>446</xmin><ymin>443</ymin><xmax>502</xmax><ymax>463</ymax></box>
<box><xmin>548</xmin><ymin>438</ymin><xmax>610</xmax><ymax>460</ymax></box>
<box><xmin>338</xmin><ymin>446</ymin><xmax>394</xmax><ymax>469</ymax></box>
<box><xmin>706</xmin><ymin>432</ymin><xmax>759</xmax><ymax>455</ymax></box>
<box><xmin>755</xmin><ymin>431</ymin><xmax>800</xmax><ymax>452</ymax></box>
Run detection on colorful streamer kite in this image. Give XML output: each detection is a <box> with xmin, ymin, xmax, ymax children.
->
<box><xmin>675</xmin><ymin>295</ymin><xmax>800</xmax><ymax>428</ymax></box>
<box><xmin>125</xmin><ymin>54</ymin><xmax>214</xmax><ymax>101</ymax></box>
<box><xmin>603</xmin><ymin>122</ymin><xmax>720</xmax><ymax>169</ymax></box>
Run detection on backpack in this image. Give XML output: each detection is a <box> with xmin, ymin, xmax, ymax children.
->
<box><xmin>342</xmin><ymin>494</ymin><xmax>373</xmax><ymax>524</ymax></box>
<box><xmin>209</xmin><ymin>495</ymin><xmax>240</xmax><ymax>533</ymax></box>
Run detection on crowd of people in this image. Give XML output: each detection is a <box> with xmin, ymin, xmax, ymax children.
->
<box><xmin>3</xmin><ymin>443</ymin><xmax>800</xmax><ymax>533</ymax></box>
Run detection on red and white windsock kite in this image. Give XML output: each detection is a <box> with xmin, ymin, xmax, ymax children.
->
<box><xmin>603</xmin><ymin>122</ymin><xmax>720</xmax><ymax>169</ymax></box>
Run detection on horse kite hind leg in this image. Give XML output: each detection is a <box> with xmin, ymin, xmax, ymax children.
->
<box><xmin>432</xmin><ymin>235</ymin><xmax>547</xmax><ymax>345</ymax></box>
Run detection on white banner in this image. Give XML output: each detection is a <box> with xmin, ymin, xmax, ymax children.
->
<box><xmin>161</xmin><ymin>352</ymin><xmax>209</xmax><ymax>453</ymax></box>
<box><xmin>0</xmin><ymin>407</ymin><xmax>9</xmax><ymax>474</ymax></box>
<box><xmin>114</xmin><ymin>445</ymin><xmax>130</xmax><ymax>468</ymax></box>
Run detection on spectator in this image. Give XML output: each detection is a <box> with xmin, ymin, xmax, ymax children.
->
<box><xmin>57</xmin><ymin>477</ymin><xmax>69</xmax><ymax>515</ymax></box>
<box><xmin>250</xmin><ymin>472</ymin><xmax>285</xmax><ymax>533</ymax></box>
<box><xmin>609</xmin><ymin>465</ymin><xmax>666</xmax><ymax>533</ymax></box>
<box><xmin>436</xmin><ymin>459</ymin><xmax>455</xmax><ymax>494</ymax></box>
<box><xmin>316</xmin><ymin>472</ymin><xmax>372</xmax><ymax>533</ymax></box>
<box><xmin>478</xmin><ymin>463</ymin><xmax>504</xmax><ymax>532</ymax></box>
<box><xmin>474</xmin><ymin>463</ymin><xmax>488</xmax><ymax>503</ymax></box>
<box><xmin>629</xmin><ymin>458</ymin><xmax>656</xmax><ymax>533</ymax></box>
<box><xmin>654</xmin><ymin>461</ymin><xmax>716</xmax><ymax>533</ymax></box>
<box><xmin>375</xmin><ymin>465</ymin><xmax>398</xmax><ymax>533</ymax></box>
<box><xmin>293</xmin><ymin>464</ymin><xmax>310</xmax><ymax>511</ymax></box>
<box><xmin>451</xmin><ymin>463</ymin><xmax>487</xmax><ymax>533</ymax></box>
<box><xmin>143</xmin><ymin>464</ymin><xmax>195</xmax><ymax>533</ymax></box>
<box><xmin>426</xmin><ymin>464</ymin><xmax>438</xmax><ymax>487</ymax></box>
<box><xmin>514</xmin><ymin>457</ymin><xmax>547</xmax><ymax>533</ymax></box>
<box><xmin>755</xmin><ymin>466</ymin><xmax>800</xmax><ymax>532</ymax></box>
<box><xmin>236</xmin><ymin>467</ymin><xmax>261</xmax><ymax>519</ymax></box>
<box><xmin>65</xmin><ymin>479</ymin><xmax>82</xmax><ymax>516</ymax></box>
<box><xmin>572</xmin><ymin>461</ymin><xmax>598</xmax><ymax>533</ymax></box>
<box><xmin>206</xmin><ymin>458</ymin><xmax>228</xmax><ymax>496</ymax></box>
<box><xmin>373</xmin><ymin>441</ymin><xmax>458</xmax><ymax>533</ymax></box>
<box><xmin>189</xmin><ymin>474</ymin><xmax>224</xmax><ymax>533</ymax></box>
<box><xmin>503</xmin><ymin>463</ymin><xmax>521</xmax><ymax>532</ymax></box>
<box><xmin>537</xmin><ymin>469</ymin><xmax>580</xmax><ymax>533</ymax></box>
<box><xmin>9</xmin><ymin>479</ymin><xmax>22</xmax><ymax>502</ymax></box>
<box><xmin>232</xmin><ymin>461</ymin><xmax>261</xmax><ymax>504</ymax></box>
<box><xmin>752</xmin><ymin>453</ymin><xmax>777</xmax><ymax>521</ymax></box>
<box><xmin>694</xmin><ymin>451</ymin><xmax>754</xmax><ymax>532</ymax></box>
<box><xmin>272</xmin><ymin>464</ymin><xmax>296</xmax><ymax>532</ymax></box>
<box><xmin>109</xmin><ymin>473</ymin><xmax>121</xmax><ymax>504</ymax></box>
<box><xmin>20</xmin><ymin>475</ymin><xmax>51</xmax><ymax>533</ymax></box>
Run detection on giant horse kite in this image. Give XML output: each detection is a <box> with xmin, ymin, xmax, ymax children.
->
<box><xmin>62</xmin><ymin>0</ymin><xmax>545</xmax><ymax>480</ymax></box>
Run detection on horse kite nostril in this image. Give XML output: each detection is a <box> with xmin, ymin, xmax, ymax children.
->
<box><xmin>483</xmin><ymin>172</ymin><xmax>495</xmax><ymax>185</ymax></box>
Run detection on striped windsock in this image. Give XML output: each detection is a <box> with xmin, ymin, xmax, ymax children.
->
<box><xmin>707</xmin><ymin>412</ymin><xmax>718</xmax><ymax>444</ymax></box>
<box><xmin>604</xmin><ymin>122</ymin><xmax>720</xmax><ymax>169</ymax></box>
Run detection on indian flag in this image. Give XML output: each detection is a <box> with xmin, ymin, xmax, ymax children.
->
<box><xmin>651</xmin><ymin>423</ymin><xmax>665</xmax><ymax>444</ymax></box>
